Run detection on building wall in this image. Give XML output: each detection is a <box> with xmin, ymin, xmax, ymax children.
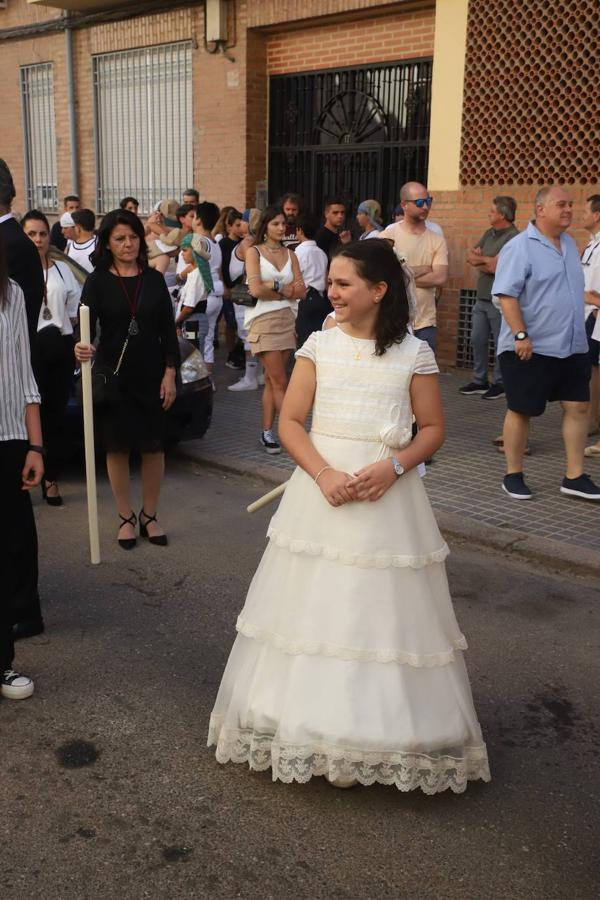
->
<box><xmin>266</xmin><ymin>7</ymin><xmax>435</xmax><ymax>74</ymax></box>
<box><xmin>2</xmin><ymin>0</ymin><xmax>597</xmax><ymax>369</ymax></box>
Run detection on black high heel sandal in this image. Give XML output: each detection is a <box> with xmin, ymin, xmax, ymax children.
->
<box><xmin>41</xmin><ymin>480</ymin><xmax>63</xmax><ymax>507</ymax></box>
<box><xmin>139</xmin><ymin>509</ymin><xmax>168</xmax><ymax>546</ymax></box>
<box><xmin>118</xmin><ymin>512</ymin><xmax>137</xmax><ymax>550</ymax></box>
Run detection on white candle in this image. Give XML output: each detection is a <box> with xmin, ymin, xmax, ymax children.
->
<box><xmin>79</xmin><ymin>305</ymin><xmax>101</xmax><ymax>564</ymax></box>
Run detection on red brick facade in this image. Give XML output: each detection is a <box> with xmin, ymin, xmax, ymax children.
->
<box><xmin>0</xmin><ymin>0</ymin><xmax>596</xmax><ymax>368</ymax></box>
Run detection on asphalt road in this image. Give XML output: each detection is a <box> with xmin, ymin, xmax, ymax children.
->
<box><xmin>2</xmin><ymin>459</ymin><xmax>599</xmax><ymax>900</ymax></box>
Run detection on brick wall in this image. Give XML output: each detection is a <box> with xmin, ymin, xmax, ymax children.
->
<box><xmin>267</xmin><ymin>8</ymin><xmax>435</xmax><ymax>74</ymax></box>
<box><xmin>247</xmin><ymin>0</ymin><xmax>425</xmax><ymax>29</ymax></box>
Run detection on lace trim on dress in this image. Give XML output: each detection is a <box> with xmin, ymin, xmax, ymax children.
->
<box><xmin>236</xmin><ymin>616</ymin><xmax>468</xmax><ymax>665</ymax></box>
<box><xmin>267</xmin><ymin>525</ymin><xmax>450</xmax><ymax>569</ymax></box>
<box><xmin>207</xmin><ymin>720</ymin><xmax>491</xmax><ymax>794</ymax></box>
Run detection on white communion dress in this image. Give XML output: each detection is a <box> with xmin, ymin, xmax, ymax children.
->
<box><xmin>208</xmin><ymin>327</ymin><xmax>490</xmax><ymax>793</ymax></box>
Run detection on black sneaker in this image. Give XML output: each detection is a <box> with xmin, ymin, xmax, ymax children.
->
<box><xmin>502</xmin><ymin>472</ymin><xmax>533</xmax><ymax>499</ymax></box>
<box><xmin>1</xmin><ymin>669</ymin><xmax>34</xmax><ymax>700</ymax></box>
<box><xmin>225</xmin><ymin>357</ymin><xmax>245</xmax><ymax>370</ymax></box>
<box><xmin>459</xmin><ymin>381</ymin><xmax>489</xmax><ymax>395</ymax></box>
<box><xmin>261</xmin><ymin>430</ymin><xmax>281</xmax><ymax>455</ymax></box>
<box><xmin>482</xmin><ymin>383</ymin><xmax>505</xmax><ymax>400</ymax></box>
<box><xmin>560</xmin><ymin>474</ymin><xmax>600</xmax><ymax>500</ymax></box>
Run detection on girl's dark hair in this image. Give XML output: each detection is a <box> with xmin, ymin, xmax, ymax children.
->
<box><xmin>22</xmin><ymin>209</ymin><xmax>50</xmax><ymax>232</ymax></box>
<box><xmin>0</xmin><ymin>227</ymin><xmax>9</xmax><ymax>310</ymax></box>
<box><xmin>91</xmin><ymin>208</ymin><xmax>148</xmax><ymax>270</ymax></box>
<box><xmin>332</xmin><ymin>240</ymin><xmax>410</xmax><ymax>356</ymax></box>
<box><xmin>252</xmin><ymin>205</ymin><xmax>284</xmax><ymax>246</ymax></box>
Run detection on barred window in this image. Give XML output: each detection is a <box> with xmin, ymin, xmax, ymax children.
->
<box><xmin>93</xmin><ymin>41</ymin><xmax>193</xmax><ymax>215</ymax></box>
<box><xmin>20</xmin><ymin>63</ymin><xmax>58</xmax><ymax>212</ymax></box>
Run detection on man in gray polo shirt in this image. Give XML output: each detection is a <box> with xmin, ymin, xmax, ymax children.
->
<box><xmin>460</xmin><ymin>196</ymin><xmax>519</xmax><ymax>399</ymax></box>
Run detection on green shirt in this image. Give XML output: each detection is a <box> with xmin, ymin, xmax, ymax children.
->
<box><xmin>475</xmin><ymin>225</ymin><xmax>519</xmax><ymax>300</ymax></box>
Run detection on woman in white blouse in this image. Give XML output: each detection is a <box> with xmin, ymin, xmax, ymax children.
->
<box><xmin>22</xmin><ymin>210</ymin><xmax>81</xmax><ymax>506</ymax></box>
<box><xmin>0</xmin><ymin>235</ymin><xmax>43</xmax><ymax>700</ymax></box>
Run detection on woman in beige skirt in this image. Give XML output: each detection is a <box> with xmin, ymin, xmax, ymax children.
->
<box><xmin>245</xmin><ymin>205</ymin><xmax>306</xmax><ymax>454</ymax></box>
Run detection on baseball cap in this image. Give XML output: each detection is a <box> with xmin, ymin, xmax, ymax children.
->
<box><xmin>60</xmin><ymin>211</ymin><xmax>75</xmax><ymax>227</ymax></box>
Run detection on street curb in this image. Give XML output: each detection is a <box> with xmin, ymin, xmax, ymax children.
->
<box><xmin>177</xmin><ymin>446</ymin><xmax>600</xmax><ymax>579</ymax></box>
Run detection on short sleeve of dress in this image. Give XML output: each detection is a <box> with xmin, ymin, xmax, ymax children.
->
<box><xmin>295</xmin><ymin>330</ymin><xmax>318</xmax><ymax>363</ymax></box>
<box><xmin>413</xmin><ymin>341</ymin><xmax>439</xmax><ymax>375</ymax></box>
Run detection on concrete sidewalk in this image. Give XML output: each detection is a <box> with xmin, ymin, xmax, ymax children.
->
<box><xmin>179</xmin><ymin>353</ymin><xmax>600</xmax><ymax>574</ymax></box>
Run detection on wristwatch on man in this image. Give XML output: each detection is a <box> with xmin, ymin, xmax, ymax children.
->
<box><xmin>514</xmin><ymin>331</ymin><xmax>529</xmax><ymax>341</ymax></box>
<box><xmin>391</xmin><ymin>457</ymin><xmax>405</xmax><ymax>477</ymax></box>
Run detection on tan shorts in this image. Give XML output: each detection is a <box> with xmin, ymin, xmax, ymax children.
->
<box><xmin>247</xmin><ymin>308</ymin><xmax>296</xmax><ymax>356</ymax></box>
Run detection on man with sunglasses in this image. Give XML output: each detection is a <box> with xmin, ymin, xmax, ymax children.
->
<box><xmin>379</xmin><ymin>182</ymin><xmax>448</xmax><ymax>352</ymax></box>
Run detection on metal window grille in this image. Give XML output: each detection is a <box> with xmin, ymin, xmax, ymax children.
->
<box><xmin>20</xmin><ymin>63</ymin><xmax>58</xmax><ymax>212</ymax></box>
<box><xmin>93</xmin><ymin>41</ymin><xmax>193</xmax><ymax>215</ymax></box>
<box><xmin>456</xmin><ymin>289</ymin><xmax>497</xmax><ymax>369</ymax></box>
<box><xmin>269</xmin><ymin>59</ymin><xmax>432</xmax><ymax>222</ymax></box>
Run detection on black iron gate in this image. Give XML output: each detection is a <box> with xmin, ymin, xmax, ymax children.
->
<box><xmin>268</xmin><ymin>59</ymin><xmax>432</xmax><ymax>224</ymax></box>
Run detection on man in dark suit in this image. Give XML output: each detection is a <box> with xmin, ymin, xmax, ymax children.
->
<box><xmin>0</xmin><ymin>159</ymin><xmax>44</xmax><ymax>348</ymax></box>
<box><xmin>0</xmin><ymin>159</ymin><xmax>45</xmax><ymax>640</ymax></box>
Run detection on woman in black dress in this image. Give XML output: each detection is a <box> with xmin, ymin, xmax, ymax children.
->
<box><xmin>75</xmin><ymin>209</ymin><xmax>179</xmax><ymax>549</ymax></box>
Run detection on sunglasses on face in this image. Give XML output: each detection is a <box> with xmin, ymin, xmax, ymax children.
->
<box><xmin>408</xmin><ymin>197</ymin><xmax>433</xmax><ymax>208</ymax></box>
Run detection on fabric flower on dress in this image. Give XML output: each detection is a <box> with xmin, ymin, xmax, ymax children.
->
<box><xmin>379</xmin><ymin>404</ymin><xmax>413</xmax><ymax>450</ymax></box>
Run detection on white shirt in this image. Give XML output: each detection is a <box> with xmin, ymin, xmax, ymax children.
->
<box><xmin>0</xmin><ymin>212</ymin><xmax>14</xmax><ymax>225</ymax></box>
<box><xmin>176</xmin><ymin>267</ymin><xmax>209</xmax><ymax>323</ymax></box>
<box><xmin>38</xmin><ymin>261</ymin><xmax>82</xmax><ymax>336</ymax></box>
<box><xmin>229</xmin><ymin>246</ymin><xmax>245</xmax><ymax>283</ymax></box>
<box><xmin>583</xmin><ymin>230</ymin><xmax>600</xmax><ymax>341</ymax></box>
<box><xmin>359</xmin><ymin>229</ymin><xmax>382</xmax><ymax>240</ymax></box>
<box><xmin>67</xmin><ymin>236</ymin><xmax>97</xmax><ymax>272</ymax></box>
<box><xmin>294</xmin><ymin>240</ymin><xmax>327</xmax><ymax>292</ymax></box>
<box><xmin>200</xmin><ymin>235</ymin><xmax>224</xmax><ymax>298</ymax></box>
<box><xmin>0</xmin><ymin>280</ymin><xmax>41</xmax><ymax>441</ymax></box>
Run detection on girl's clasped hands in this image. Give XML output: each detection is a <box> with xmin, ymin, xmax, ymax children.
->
<box><xmin>317</xmin><ymin>460</ymin><xmax>398</xmax><ymax>507</ymax></box>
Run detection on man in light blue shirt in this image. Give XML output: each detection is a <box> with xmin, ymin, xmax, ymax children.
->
<box><xmin>493</xmin><ymin>186</ymin><xmax>600</xmax><ymax>502</ymax></box>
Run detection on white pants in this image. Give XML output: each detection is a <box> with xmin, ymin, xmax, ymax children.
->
<box><xmin>203</xmin><ymin>294</ymin><xmax>223</xmax><ymax>365</ymax></box>
<box><xmin>234</xmin><ymin>303</ymin><xmax>250</xmax><ymax>350</ymax></box>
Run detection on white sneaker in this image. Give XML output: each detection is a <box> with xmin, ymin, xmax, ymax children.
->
<box><xmin>1</xmin><ymin>669</ymin><xmax>34</xmax><ymax>700</ymax></box>
<box><xmin>257</xmin><ymin>372</ymin><xmax>265</xmax><ymax>386</ymax></box>
<box><xmin>228</xmin><ymin>376</ymin><xmax>258</xmax><ymax>392</ymax></box>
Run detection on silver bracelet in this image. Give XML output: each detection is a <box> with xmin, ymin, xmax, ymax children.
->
<box><xmin>314</xmin><ymin>465</ymin><xmax>332</xmax><ymax>484</ymax></box>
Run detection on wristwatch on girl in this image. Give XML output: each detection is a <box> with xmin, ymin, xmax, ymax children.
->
<box><xmin>391</xmin><ymin>457</ymin><xmax>404</xmax><ymax>477</ymax></box>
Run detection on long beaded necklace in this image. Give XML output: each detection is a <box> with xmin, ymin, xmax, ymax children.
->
<box><xmin>41</xmin><ymin>259</ymin><xmax>53</xmax><ymax>320</ymax></box>
<box><xmin>113</xmin><ymin>264</ymin><xmax>143</xmax><ymax>336</ymax></box>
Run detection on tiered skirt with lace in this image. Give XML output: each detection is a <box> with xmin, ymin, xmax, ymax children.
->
<box><xmin>208</xmin><ymin>434</ymin><xmax>490</xmax><ymax>794</ymax></box>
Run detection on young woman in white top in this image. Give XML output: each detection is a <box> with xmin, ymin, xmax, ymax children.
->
<box><xmin>245</xmin><ymin>205</ymin><xmax>306</xmax><ymax>453</ymax></box>
<box><xmin>0</xmin><ymin>244</ymin><xmax>42</xmax><ymax>700</ymax></box>
<box><xmin>22</xmin><ymin>210</ymin><xmax>82</xmax><ymax>506</ymax></box>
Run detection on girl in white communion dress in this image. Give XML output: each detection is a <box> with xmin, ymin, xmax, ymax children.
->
<box><xmin>207</xmin><ymin>240</ymin><xmax>490</xmax><ymax>793</ymax></box>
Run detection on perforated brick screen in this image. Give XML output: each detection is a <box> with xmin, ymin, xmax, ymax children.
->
<box><xmin>460</xmin><ymin>0</ymin><xmax>599</xmax><ymax>186</ymax></box>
